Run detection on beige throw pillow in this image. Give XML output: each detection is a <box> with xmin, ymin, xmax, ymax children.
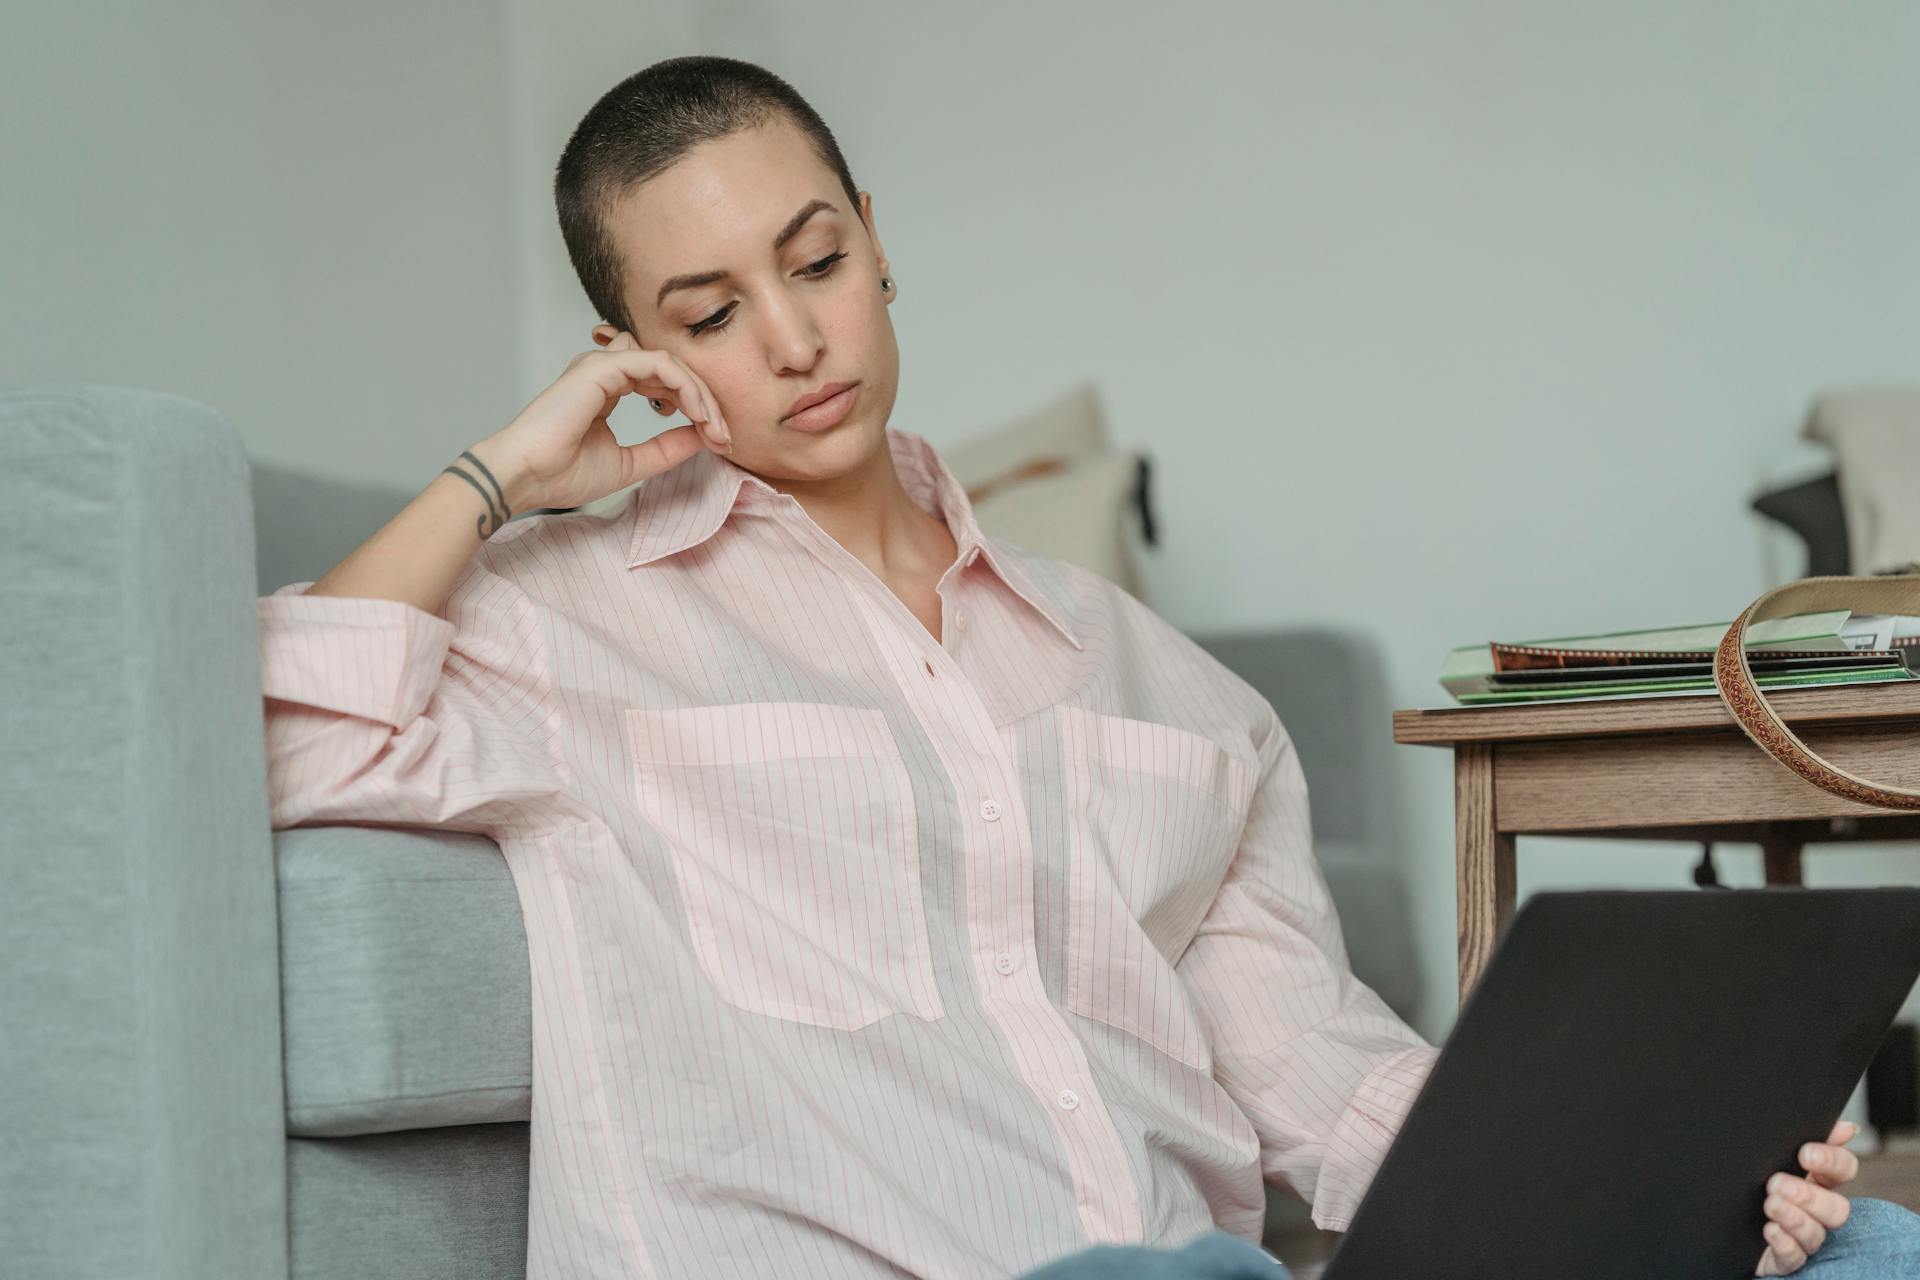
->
<box><xmin>1803</xmin><ymin>385</ymin><xmax>1920</xmax><ymax>574</ymax></box>
<box><xmin>941</xmin><ymin>380</ymin><xmax>1152</xmax><ymax>601</ymax></box>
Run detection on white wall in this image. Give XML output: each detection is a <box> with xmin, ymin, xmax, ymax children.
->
<box><xmin>1</xmin><ymin>0</ymin><xmax>523</xmax><ymax>489</ymax></box>
<box><xmin>511</xmin><ymin>0</ymin><xmax>1920</xmax><ymax>1051</ymax></box>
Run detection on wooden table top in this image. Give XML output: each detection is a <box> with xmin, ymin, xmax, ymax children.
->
<box><xmin>1393</xmin><ymin>682</ymin><xmax>1920</xmax><ymax>748</ymax></box>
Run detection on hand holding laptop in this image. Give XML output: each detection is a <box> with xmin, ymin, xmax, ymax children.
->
<box><xmin>1754</xmin><ymin>1119</ymin><xmax>1861</xmax><ymax>1276</ymax></box>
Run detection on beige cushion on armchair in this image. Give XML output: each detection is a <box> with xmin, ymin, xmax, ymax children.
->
<box><xmin>940</xmin><ymin>380</ymin><xmax>1152</xmax><ymax>601</ymax></box>
<box><xmin>1803</xmin><ymin>384</ymin><xmax>1920</xmax><ymax>575</ymax></box>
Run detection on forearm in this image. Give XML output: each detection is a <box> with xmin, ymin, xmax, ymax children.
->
<box><xmin>304</xmin><ymin>437</ymin><xmax>533</xmax><ymax>615</ymax></box>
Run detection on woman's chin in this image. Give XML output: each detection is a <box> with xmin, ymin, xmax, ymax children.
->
<box><xmin>743</xmin><ymin>416</ymin><xmax>888</xmax><ymax>483</ymax></box>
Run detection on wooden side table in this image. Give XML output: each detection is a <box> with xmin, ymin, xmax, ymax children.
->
<box><xmin>1394</xmin><ymin>683</ymin><xmax>1920</xmax><ymax>1005</ymax></box>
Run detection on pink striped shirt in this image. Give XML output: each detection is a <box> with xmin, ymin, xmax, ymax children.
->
<box><xmin>257</xmin><ymin>426</ymin><xmax>1437</xmax><ymax>1278</ymax></box>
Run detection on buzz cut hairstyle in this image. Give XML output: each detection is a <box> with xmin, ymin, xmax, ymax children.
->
<box><xmin>554</xmin><ymin>55</ymin><xmax>866</xmax><ymax>338</ymax></box>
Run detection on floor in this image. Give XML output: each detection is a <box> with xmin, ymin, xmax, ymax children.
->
<box><xmin>1841</xmin><ymin>1135</ymin><xmax>1920</xmax><ymax>1208</ymax></box>
<box><xmin>1263</xmin><ymin>1139</ymin><xmax>1920</xmax><ymax>1278</ymax></box>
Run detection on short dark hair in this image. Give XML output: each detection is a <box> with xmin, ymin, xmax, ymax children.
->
<box><xmin>554</xmin><ymin>55</ymin><xmax>865</xmax><ymax>337</ymax></box>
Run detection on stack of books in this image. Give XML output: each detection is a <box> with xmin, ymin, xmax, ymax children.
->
<box><xmin>1443</xmin><ymin>610</ymin><xmax>1920</xmax><ymax>705</ymax></box>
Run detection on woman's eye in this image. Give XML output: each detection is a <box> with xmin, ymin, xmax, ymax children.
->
<box><xmin>686</xmin><ymin>252</ymin><xmax>849</xmax><ymax>337</ymax></box>
<box><xmin>800</xmin><ymin>250</ymin><xmax>848</xmax><ymax>278</ymax></box>
<box><xmin>686</xmin><ymin>308</ymin><xmax>730</xmax><ymax>337</ymax></box>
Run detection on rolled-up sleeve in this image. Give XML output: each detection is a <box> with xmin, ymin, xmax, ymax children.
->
<box><xmin>256</xmin><ymin>559</ymin><xmax>568</xmax><ymax>836</ymax></box>
<box><xmin>1175</xmin><ymin>701</ymin><xmax>1439</xmax><ymax>1232</ymax></box>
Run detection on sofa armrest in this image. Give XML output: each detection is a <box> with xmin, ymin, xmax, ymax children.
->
<box><xmin>0</xmin><ymin>385</ymin><xmax>289</xmax><ymax>1279</ymax></box>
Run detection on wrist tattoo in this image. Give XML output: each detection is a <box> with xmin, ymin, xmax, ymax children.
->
<box><xmin>441</xmin><ymin>449</ymin><xmax>512</xmax><ymax>538</ymax></box>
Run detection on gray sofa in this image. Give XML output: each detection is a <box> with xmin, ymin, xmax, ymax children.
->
<box><xmin>0</xmin><ymin>384</ymin><xmax>1420</xmax><ymax>1278</ymax></box>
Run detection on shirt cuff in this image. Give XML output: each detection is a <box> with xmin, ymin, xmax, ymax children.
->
<box><xmin>1311</xmin><ymin>1044</ymin><xmax>1442</xmax><ymax>1232</ymax></box>
<box><xmin>257</xmin><ymin>582</ymin><xmax>456</xmax><ymax>728</ymax></box>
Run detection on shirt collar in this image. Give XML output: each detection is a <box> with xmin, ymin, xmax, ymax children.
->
<box><xmin>624</xmin><ymin>425</ymin><xmax>1083</xmax><ymax>652</ymax></box>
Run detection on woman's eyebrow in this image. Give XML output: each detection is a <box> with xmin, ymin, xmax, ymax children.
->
<box><xmin>654</xmin><ymin>199</ymin><xmax>840</xmax><ymax>309</ymax></box>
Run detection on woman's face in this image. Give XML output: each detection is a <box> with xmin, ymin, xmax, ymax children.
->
<box><xmin>596</xmin><ymin>116</ymin><xmax>899</xmax><ymax>483</ymax></box>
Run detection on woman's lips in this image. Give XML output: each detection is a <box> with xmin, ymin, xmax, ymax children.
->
<box><xmin>782</xmin><ymin>382</ymin><xmax>859</xmax><ymax>432</ymax></box>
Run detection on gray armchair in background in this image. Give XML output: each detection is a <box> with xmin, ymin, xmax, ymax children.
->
<box><xmin>1751</xmin><ymin>470</ymin><xmax>1850</xmax><ymax>577</ymax></box>
<box><xmin>1</xmin><ymin>384</ymin><xmax>1422</xmax><ymax>1278</ymax></box>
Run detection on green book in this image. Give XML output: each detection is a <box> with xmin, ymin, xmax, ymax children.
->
<box><xmin>1453</xmin><ymin>662</ymin><xmax>1914</xmax><ymax>705</ymax></box>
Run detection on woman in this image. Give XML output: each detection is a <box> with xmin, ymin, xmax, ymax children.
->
<box><xmin>259</xmin><ymin>55</ymin><xmax>1918</xmax><ymax>1278</ymax></box>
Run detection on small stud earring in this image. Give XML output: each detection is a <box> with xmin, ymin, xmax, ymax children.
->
<box><xmin>649</xmin><ymin>398</ymin><xmax>666</xmax><ymax>411</ymax></box>
<box><xmin>881</xmin><ymin>276</ymin><xmax>893</xmax><ymax>292</ymax></box>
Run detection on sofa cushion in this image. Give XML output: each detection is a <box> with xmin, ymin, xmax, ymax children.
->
<box><xmin>288</xmin><ymin>1122</ymin><xmax>528</xmax><ymax>1280</ymax></box>
<box><xmin>276</xmin><ymin>825</ymin><xmax>531</xmax><ymax>1136</ymax></box>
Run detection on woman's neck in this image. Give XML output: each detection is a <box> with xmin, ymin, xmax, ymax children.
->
<box><xmin>772</xmin><ymin>444</ymin><xmax>959</xmax><ymax>583</ymax></box>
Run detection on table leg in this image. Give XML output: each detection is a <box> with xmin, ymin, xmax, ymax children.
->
<box><xmin>1761</xmin><ymin>827</ymin><xmax>1805</xmax><ymax>886</ymax></box>
<box><xmin>1457</xmin><ymin>743</ymin><xmax>1515</xmax><ymax>1006</ymax></box>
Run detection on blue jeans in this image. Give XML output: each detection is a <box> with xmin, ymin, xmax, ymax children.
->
<box><xmin>1015</xmin><ymin>1197</ymin><xmax>1920</xmax><ymax>1279</ymax></box>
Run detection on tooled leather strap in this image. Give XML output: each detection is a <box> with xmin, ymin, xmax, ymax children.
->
<box><xmin>1713</xmin><ymin>574</ymin><xmax>1920</xmax><ymax>809</ymax></box>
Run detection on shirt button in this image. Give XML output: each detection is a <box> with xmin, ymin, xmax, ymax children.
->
<box><xmin>979</xmin><ymin>798</ymin><xmax>1001</xmax><ymax>821</ymax></box>
<box><xmin>994</xmin><ymin>952</ymin><xmax>1015</xmax><ymax>975</ymax></box>
<box><xmin>955</xmin><ymin>608</ymin><xmax>969</xmax><ymax>630</ymax></box>
<box><xmin>1056</xmin><ymin>1088</ymin><xmax>1080</xmax><ymax>1112</ymax></box>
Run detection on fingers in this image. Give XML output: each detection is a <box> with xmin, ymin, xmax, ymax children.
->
<box><xmin>1751</xmin><ymin>1123</ymin><xmax>1861</xmax><ymax>1275</ymax></box>
<box><xmin>1763</xmin><ymin>1185</ymin><xmax>1828</xmax><ymax>1268</ymax></box>
<box><xmin>605</xmin><ymin>335</ymin><xmax>671</xmax><ymax>415</ymax></box>
<box><xmin>1801</xmin><ymin>1135</ymin><xmax>1861</xmax><ymax>1189</ymax></box>
<box><xmin>640</xmin><ymin>361</ymin><xmax>714</xmax><ymax>429</ymax></box>
<box><xmin>579</xmin><ymin>341</ymin><xmax>730</xmax><ymax>451</ymax></box>
<box><xmin>1771</xmin><ymin>1171</ymin><xmax>1852</xmax><ymax>1230</ymax></box>
<box><xmin>679</xmin><ymin>367</ymin><xmax>730</xmax><ymax>449</ymax></box>
<box><xmin>623</xmin><ymin>422</ymin><xmax>709</xmax><ymax>484</ymax></box>
<box><xmin>607</xmin><ymin>332</ymin><xmax>731</xmax><ymax>450</ymax></box>
<box><xmin>1762</xmin><ymin>1218</ymin><xmax>1807</xmax><ymax>1273</ymax></box>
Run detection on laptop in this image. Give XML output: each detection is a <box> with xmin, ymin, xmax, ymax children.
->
<box><xmin>1317</xmin><ymin>887</ymin><xmax>1920</xmax><ymax>1280</ymax></box>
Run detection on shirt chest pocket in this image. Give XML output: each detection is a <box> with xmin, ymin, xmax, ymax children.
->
<box><xmin>1059</xmin><ymin>707</ymin><xmax>1257</xmax><ymax>1070</ymax></box>
<box><xmin>624</xmin><ymin>701</ymin><xmax>944</xmax><ymax>1032</ymax></box>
